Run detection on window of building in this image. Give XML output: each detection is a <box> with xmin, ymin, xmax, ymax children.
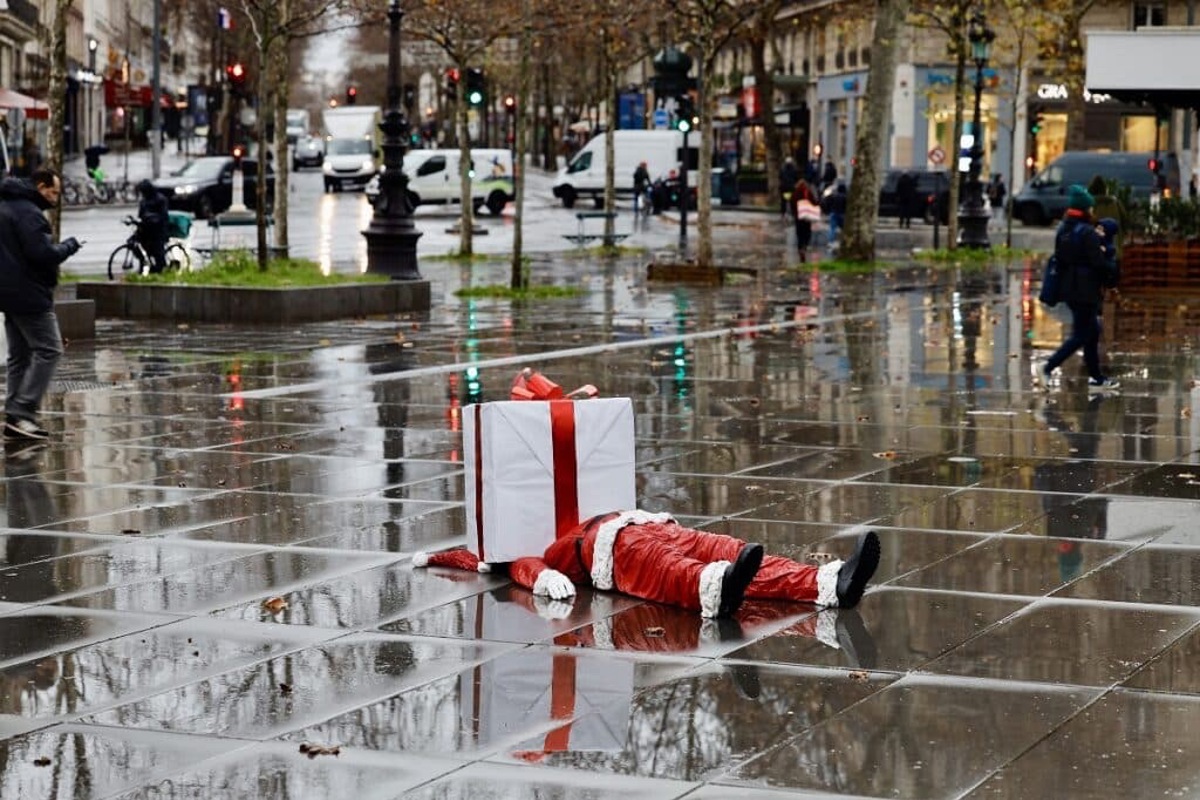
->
<box><xmin>1133</xmin><ymin>3</ymin><xmax>1165</xmax><ymax>29</ymax></box>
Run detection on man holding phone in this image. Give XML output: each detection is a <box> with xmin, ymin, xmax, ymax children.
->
<box><xmin>0</xmin><ymin>168</ymin><xmax>83</xmax><ymax>441</ymax></box>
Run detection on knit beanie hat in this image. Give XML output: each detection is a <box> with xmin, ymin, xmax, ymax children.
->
<box><xmin>1067</xmin><ymin>184</ymin><xmax>1095</xmax><ymax>211</ymax></box>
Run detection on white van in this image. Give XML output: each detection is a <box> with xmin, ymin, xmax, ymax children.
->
<box><xmin>367</xmin><ymin>148</ymin><xmax>514</xmax><ymax>215</ymax></box>
<box><xmin>322</xmin><ymin>106</ymin><xmax>381</xmax><ymax>192</ymax></box>
<box><xmin>552</xmin><ymin>130</ymin><xmax>691</xmax><ymax>208</ymax></box>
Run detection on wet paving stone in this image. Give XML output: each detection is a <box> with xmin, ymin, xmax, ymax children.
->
<box><xmin>382</xmin><ymin>586</ymin><xmax>643</xmax><ymax>644</ymax></box>
<box><xmin>0</xmin><ymin>724</ymin><xmax>240</xmax><ymax>799</ymax></box>
<box><xmin>736</xmin><ymin>447</ymin><xmax>902</xmax><ymax>482</ymax></box>
<box><xmin>925</xmin><ymin>600</ymin><xmax>1200</xmax><ymax>686</ymax></box>
<box><xmin>400</xmin><ymin>761</ymin><xmax>701</xmax><ymax>800</ymax></box>
<box><xmin>853</xmin><ymin>453</ymin><xmax>1021</xmax><ymax>488</ymax></box>
<box><xmin>84</xmin><ymin>634</ymin><xmax>512</xmax><ymax>740</ymax></box>
<box><xmin>0</xmin><ymin>617</ymin><xmax>328</xmax><ymax>733</ymax></box>
<box><xmin>1054</xmin><ymin>545</ymin><xmax>1200</xmax><ymax>606</ymax></box>
<box><xmin>753</xmin><ymin>482</ymin><xmax>953</xmax><ymax>527</ymax></box>
<box><xmin>965</xmin><ymin>689</ymin><xmax>1200</xmax><ymax>799</ymax></box>
<box><xmin>1121</xmin><ymin>621</ymin><xmax>1200</xmax><ymax>696</ymax></box>
<box><xmin>0</xmin><ymin>607</ymin><xmax>173</xmax><ymax>668</ymax></box>
<box><xmin>288</xmin><ymin>503</ymin><xmax>463</xmax><ymax>552</ymax></box>
<box><xmin>823</xmin><ymin>527</ymin><xmax>989</xmax><ymax>584</ymax></box>
<box><xmin>730</xmin><ymin>588</ymin><xmax>1029</xmax><ymax>673</ymax></box>
<box><xmin>58</xmin><ymin>548</ymin><xmax>394</xmax><ymax>614</ymax></box>
<box><xmin>0</xmin><ymin>531</ymin><xmax>117</xmax><ymax>567</ymax></box>
<box><xmin>695</xmin><ymin>517</ymin><xmax>846</xmax><ymax>557</ymax></box>
<box><xmin>637</xmin><ymin>475</ymin><xmax>821</xmax><ymax>519</ymax></box>
<box><xmin>725</xmin><ymin>677</ymin><xmax>1099</xmax><ymax>798</ymax></box>
<box><xmin>0</xmin><ymin>541</ymin><xmax>256</xmax><ymax>604</ymax></box>
<box><xmin>281</xmin><ymin>648</ymin><xmax>697</xmax><ymax>757</ymax></box>
<box><xmin>641</xmin><ymin>443</ymin><xmax>820</xmax><ymax>477</ymax></box>
<box><xmin>212</xmin><ymin>560</ymin><xmax>505</xmax><ymax>630</ymax></box>
<box><xmin>491</xmin><ymin>662</ymin><xmax>893</xmax><ymax>782</ymax></box>
<box><xmin>892</xmin><ymin>534</ymin><xmax>1130</xmax><ymax>597</ymax></box>
<box><xmin>109</xmin><ymin>742</ymin><xmax>471</xmax><ymax>800</ymax></box>
<box><xmin>880</xmin><ymin>487</ymin><xmax>1048</xmax><ymax>533</ymax></box>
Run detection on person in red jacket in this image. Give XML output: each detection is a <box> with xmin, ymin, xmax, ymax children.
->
<box><xmin>415</xmin><ymin>510</ymin><xmax>880</xmax><ymax>619</ymax></box>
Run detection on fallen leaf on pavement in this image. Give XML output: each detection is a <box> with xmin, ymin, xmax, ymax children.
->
<box><xmin>33</xmin><ymin>757</ymin><xmax>50</xmax><ymax>767</ymax></box>
<box><xmin>262</xmin><ymin>597</ymin><xmax>288</xmax><ymax>614</ymax></box>
<box><xmin>873</xmin><ymin>451</ymin><xmax>899</xmax><ymax>460</ymax></box>
<box><xmin>279</xmin><ymin>683</ymin><xmax>293</xmax><ymax>695</ymax></box>
<box><xmin>848</xmin><ymin>671</ymin><xmax>870</xmax><ymax>682</ymax></box>
<box><xmin>299</xmin><ymin>743</ymin><xmax>340</xmax><ymax>758</ymax></box>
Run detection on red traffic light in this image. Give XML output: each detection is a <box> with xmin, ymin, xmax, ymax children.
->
<box><xmin>446</xmin><ymin>68</ymin><xmax>460</xmax><ymax>84</ymax></box>
<box><xmin>225</xmin><ymin>62</ymin><xmax>246</xmax><ymax>83</ymax></box>
<box><xmin>232</xmin><ymin>144</ymin><xmax>245</xmax><ymax>161</ymax></box>
<box><xmin>1148</xmin><ymin>158</ymin><xmax>1160</xmax><ymax>173</ymax></box>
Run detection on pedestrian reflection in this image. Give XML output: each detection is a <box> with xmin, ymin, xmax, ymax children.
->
<box><xmin>1035</xmin><ymin>394</ymin><xmax>1109</xmax><ymax>580</ymax></box>
<box><xmin>4</xmin><ymin>441</ymin><xmax>55</xmax><ymax>533</ymax></box>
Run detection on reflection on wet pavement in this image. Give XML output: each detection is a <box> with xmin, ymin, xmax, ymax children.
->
<box><xmin>1</xmin><ymin>244</ymin><xmax>1198</xmax><ymax>797</ymax></box>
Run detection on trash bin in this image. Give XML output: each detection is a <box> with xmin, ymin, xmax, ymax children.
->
<box><xmin>713</xmin><ymin>168</ymin><xmax>740</xmax><ymax>206</ymax></box>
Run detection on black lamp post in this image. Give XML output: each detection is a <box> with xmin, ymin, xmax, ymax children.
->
<box><xmin>362</xmin><ymin>0</ymin><xmax>423</xmax><ymax>280</ymax></box>
<box><xmin>956</xmin><ymin>10</ymin><xmax>995</xmax><ymax>249</ymax></box>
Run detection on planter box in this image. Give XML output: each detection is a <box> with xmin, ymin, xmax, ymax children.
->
<box><xmin>75</xmin><ymin>280</ymin><xmax>431</xmax><ymax>323</ymax></box>
<box><xmin>1121</xmin><ymin>240</ymin><xmax>1200</xmax><ymax>293</ymax></box>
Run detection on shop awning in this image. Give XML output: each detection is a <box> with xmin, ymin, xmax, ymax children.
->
<box><xmin>1087</xmin><ymin>29</ymin><xmax>1200</xmax><ymax>110</ymax></box>
<box><xmin>0</xmin><ymin>87</ymin><xmax>49</xmax><ymax>119</ymax></box>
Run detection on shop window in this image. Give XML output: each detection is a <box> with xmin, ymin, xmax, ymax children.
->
<box><xmin>1132</xmin><ymin>3</ymin><xmax>1165</xmax><ymax>29</ymax></box>
<box><xmin>1120</xmin><ymin>114</ymin><xmax>1164</xmax><ymax>151</ymax></box>
<box><xmin>848</xmin><ymin>49</ymin><xmax>858</xmax><ymax>67</ymax></box>
<box><xmin>835</xmin><ymin>50</ymin><xmax>845</xmax><ymax>69</ymax></box>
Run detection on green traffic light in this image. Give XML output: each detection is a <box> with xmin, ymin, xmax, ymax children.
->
<box><xmin>468</xmin><ymin>90</ymin><xmax>483</xmax><ymax>106</ymax></box>
<box><xmin>677</xmin><ymin>118</ymin><xmax>691</xmax><ymax>132</ymax></box>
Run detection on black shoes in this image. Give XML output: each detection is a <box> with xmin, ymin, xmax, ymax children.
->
<box><xmin>835</xmin><ymin>531</ymin><xmax>880</xmax><ymax>609</ymax></box>
<box><xmin>718</xmin><ymin>542</ymin><xmax>764</xmax><ymax>618</ymax></box>
<box><xmin>4</xmin><ymin>418</ymin><xmax>48</xmax><ymax>441</ymax></box>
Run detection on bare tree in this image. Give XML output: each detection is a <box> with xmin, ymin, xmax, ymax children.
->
<box><xmin>45</xmin><ymin>0</ymin><xmax>73</xmax><ymax>240</ymax></box>
<box><xmin>1037</xmin><ymin>0</ymin><xmax>1098</xmax><ymax>152</ymax></box>
<box><xmin>841</xmin><ymin>0</ymin><xmax>911</xmax><ymax>262</ymax></box>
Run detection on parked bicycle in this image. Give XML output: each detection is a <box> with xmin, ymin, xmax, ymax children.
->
<box><xmin>107</xmin><ymin>215</ymin><xmax>192</xmax><ymax>280</ymax></box>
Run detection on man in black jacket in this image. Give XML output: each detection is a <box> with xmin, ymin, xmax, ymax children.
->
<box><xmin>136</xmin><ymin>179</ymin><xmax>169</xmax><ymax>274</ymax></box>
<box><xmin>0</xmin><ymin>168</ymin><xmax>82</xmax><ymax>440</ymax></box>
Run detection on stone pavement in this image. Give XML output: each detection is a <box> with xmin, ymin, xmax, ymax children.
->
<box><xmin>1</xmin><ymin>224</ymin><xmax>1199</xmax><ymax>799</ymax></box>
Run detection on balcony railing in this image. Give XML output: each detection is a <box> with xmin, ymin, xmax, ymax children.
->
<box><xmin>3</xmin><ymin>0</ymin><xmax>41</xmax><ymax>30</ymax></box>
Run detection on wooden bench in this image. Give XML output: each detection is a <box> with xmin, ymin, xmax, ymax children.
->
<box><xmin>563</xmin><ymin>211</ymin><xmax>630</xmax><ymax>247</ymax></box>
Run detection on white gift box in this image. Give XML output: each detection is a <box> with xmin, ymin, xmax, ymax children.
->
<box><xmin>464</xmin><ymin>398</ymin><xmax>636</xmax><ymax>563</ymax></box>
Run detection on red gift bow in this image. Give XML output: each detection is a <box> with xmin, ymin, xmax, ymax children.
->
<box><xmin>510</xmin><ymin>368</ymin><xmax>598</xmax><ymax>401</ymax></box>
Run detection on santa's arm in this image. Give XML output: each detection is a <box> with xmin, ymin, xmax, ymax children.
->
<box><xmin>510</xmin><ymin>557</ymin><xmax>577</xmax><ymax>600</ymax></box>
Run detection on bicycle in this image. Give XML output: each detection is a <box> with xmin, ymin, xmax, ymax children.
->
<box><xmin>107</xmin><ymin>216</ymin><xmax>191</xmax><ymax>280</ymax></box>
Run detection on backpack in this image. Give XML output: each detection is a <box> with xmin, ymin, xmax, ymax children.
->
<box><xmin>1038</xmin><ymin>222</ymin><xmax>1087</xmax><ymax>307</ymax></box>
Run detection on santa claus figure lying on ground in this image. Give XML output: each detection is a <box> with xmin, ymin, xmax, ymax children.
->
<box><xmin>415</xmin><ymin>510</ymin><xmax>881</xmax><ymax>619</ymax></box>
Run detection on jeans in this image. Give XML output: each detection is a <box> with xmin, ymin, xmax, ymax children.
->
<box><xmin>5</xmin><ymin>310</ymin><xmax>63</xmax><ymax>423</ymax></box>
<box><xmin>1046</xmin><ymin>302</ymin><xmax>1102</xmax><ymax>380</ymax></box>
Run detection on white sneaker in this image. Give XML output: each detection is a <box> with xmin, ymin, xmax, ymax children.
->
<box><xmin>1088</xmin><ymin>377</ymin><xmax>1121</xmax><ymax>391</ymax></box>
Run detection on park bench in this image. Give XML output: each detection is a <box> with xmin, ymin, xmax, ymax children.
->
<box><xmin>194</xmin><ymin>209</ymin><xmax>275</xmax><ymax>258</ymax></box>
<box><xmin>563</xmin><ymin>211</ymin><xmax>630</xmax><ymax>247</ymax></box>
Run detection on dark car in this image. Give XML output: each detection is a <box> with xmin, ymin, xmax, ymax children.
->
<box><xmin>152</xmin><ymin>156</ymin><xmax>275</xmax><ymax>219</ymax></box>
<box><xmin>292</xmin><ymin>136</ymin><xmax>325</xmax><ymax>172</ymax></box>
<box><xmin>878</xmin><ymin>168</ymin><xmax>954</xmax><ymax>223</ymax></box>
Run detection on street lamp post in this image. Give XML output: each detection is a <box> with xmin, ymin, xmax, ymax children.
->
<box><xmin>956</xmin><ymin>10</ymin><xmax>995</xmax><ymax>249</ymax></box>
<box><xmin>362</xmin><ymin>0</ymin><xmax>423</xmax><ymax>280</ymax></box>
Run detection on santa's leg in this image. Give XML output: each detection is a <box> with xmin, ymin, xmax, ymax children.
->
<box><xmin>607</xmin><ymin>528</ymin><xmax>764</xmax><ymax>618</ymax></box>
<box><xmin>745</xmin><ymin>532</ymin><xmax>880</xmax><ymax>608</ymax></box>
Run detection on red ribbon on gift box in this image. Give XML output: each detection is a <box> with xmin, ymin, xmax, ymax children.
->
<box><xmin>473</xmin><ymin>371</ymin><xmax>603</xmax><ymax>558</ymax></box>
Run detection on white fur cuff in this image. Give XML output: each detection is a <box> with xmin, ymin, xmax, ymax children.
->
<box><xmin>698</xmin><ymin>561</ymin><xmax>729</xmax><ymax>619</ymax></box>
<box><xmin>590</xmin><ymin>510</ymin><xmax>674</xmax><ymax>590</ymax></box>
<box><xmin>412</xmin><ymin>552</ymin><xmax>430</xmax><ymax>568</ymax></box>
<box><xmin>815</xmin><ymin>611</ymin><xmax>841</xmax><ymax>649</ymax></box>
<box><xmin>816</xmin><ymin>559</ymin><xmax>844</xmax><ymax>607</ymax></box>
<box><xmin>477</xmin><ymin>562</ymin><xmax>491</xmax><ymax>573</ymax></box>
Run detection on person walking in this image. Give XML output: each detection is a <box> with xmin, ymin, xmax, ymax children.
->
<box><xmin>896</xmin><ymin>171</ymin><xmax>917</xmax><ymax>229</ymax></box>
<box><xmin>825</xmin><ymin>182</ymin><xmax>848</xmax><ymax>250</ymax></box>
<box><xmin>0</xmin><ymin>168</ymin><xmax>82</xmax><ymax>441</ymax></box>
<box><xmin>987</xmin><ymin>174</ymin><xmax>1006</xmax><ymax>230</ymax></box>
<box><xmin>1042</xmin><ymin>185</ymin><xmax>1120</xmax><ymax>391</ymax></box>
<box><xmin>632</xmin><ymin>161</ymin><xmax>650</xmax><ymax>215</ymax></box>
<box><xmin>779</xmin><ymin>157</ymin><xmax>800</xmax><ymax>215</ymax></box>
<box><xmin>136</xmin><ymin>179</ymin><xmax>169</xmax><ymax>274</ymax></box>
<box><xmin>791</xmin><ymin>178</ymin><xmax>821</xmax><ymax>262</ymax></box>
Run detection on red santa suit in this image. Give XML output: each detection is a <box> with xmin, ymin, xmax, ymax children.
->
<box><xmin>416</xmin><ymin>510</ymin><xmax>846</xmax><ymax>618</ymax></box>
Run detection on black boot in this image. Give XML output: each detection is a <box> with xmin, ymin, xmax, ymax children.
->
<box><xmin>718</xmin><ymin>543</ymin><xmax>764</xmax><ymax>617</ymax></box>
<box><xmin>835</xmin><ymin>531</ymin><xmax>880</xmax><ymax>609</ymax></box>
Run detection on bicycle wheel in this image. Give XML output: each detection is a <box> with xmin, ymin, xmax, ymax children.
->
<box><xmin>107</xmin><ymin>243</ymin><xmax>148</xmax><ymax>280</ymax></box>
<box><xmin>94</xmin><ymin>182</ymin><xmax>114</xmax><ymax>204</ymax></box>
<box><xmin>62</xmin><ymin>182</ymin><xmax>81</xmax><ymax>206</ymax></box>
<box><xmin>164</xmin><ymin>242</ymin><xmax>190</xmax><ymax>273</ymax></box>
<box><xmin>120</xmin><ymin>181</ymin><xmax>140</xmax><ymax>204</ymax></box>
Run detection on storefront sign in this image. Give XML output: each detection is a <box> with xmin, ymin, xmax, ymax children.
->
<box><xmin>104</xmin><ymin>80</ymin><xmax>151</xmax><ymax>107</ymax></box>
<box><xmin>1036</xmin><ymin>83</ymin><xmax>1112</xmax><ymax>103</ymax></box>
<box><xmin>741</xmin><ymin>85</ymin><xmax>759</xmax><ymax>119</ymax></box>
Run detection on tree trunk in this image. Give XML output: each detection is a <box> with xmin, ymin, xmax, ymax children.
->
<box><xmin>47</xmin><ymin>0</ymin><xmax>72</xmax><ymax>240</ymax></box>
<box><xmin>255</xmin><ymin>30</ymin><xmax>272</xmax><ymax>270</ymax></box>
<box><xmin>602</xmin><ymin>29</ymin><xmax>616</xmax><ymax>243</ymax></box>
<box><xmin>457</xmin><ymin>72</ymin><xmax>474</xmax><ymax>256</ymax></box>
<box><xmin>751</xmin><ymin>39</ymin><xmax>781</xmax><ymax>212</ymax></box>
<box><xmin>272</xmin><ymin>0</ymin><xmax>292</xmax><ymax>255</ymax></box>
<box><xmin>511</xmin><ymin>10</ymin><xmax>531</xmax><ymax>288</ymax></box>
<box><xmin>947</xmin><ymin>47</ymin><xmax>966</xmax><ymax>249</ymax></box>
<box><xmin>696</xmin><ymin>52</ymin><xmax>714</xmax><ymax>268</ymax></box>
<box><xmin>840</xmin><ymin>0</ymin><xmax>910</xmax><ymax>262</ymax></box>
<box><xmin>1063</xmin><ymin>14</ymin><xmax>1087</xmax><ymax>151</ymax></box>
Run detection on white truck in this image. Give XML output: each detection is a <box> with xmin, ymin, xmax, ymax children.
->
<box><xmin>552</xmin><ymin>129</ymin><xmax>691</xmax><ymax>208</ymax></box>
<box><xmin>285</xmin><ymin>108</ymin><xmax>311</xmax><ymax>145</ymax></box>
<box><xmin>365</xmin><ymin>148</ymin><xmax>515</xmax><ymax>215</ymax></box>
<box><xmin>322</xmin><ymin>106</ymin><xmax>381</xmax><ymax>192</ymax></box>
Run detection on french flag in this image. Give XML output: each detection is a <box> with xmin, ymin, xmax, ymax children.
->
<box><xmin>217</xmin><ymin>7</ymin><xmax>233</xmax><ymax>30</ymax></box>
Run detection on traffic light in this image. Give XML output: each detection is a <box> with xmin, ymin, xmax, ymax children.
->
<box><xmin>346</xmin><ymin>86</ymin><xmax>357</xmax><ymax>105</ymax></box>
<box><xmin>675</xmin><ymin>95</ymin><xmax>695</xmax><ymax>133</ymax></box>
<box><xmin>503</xmin><ymin>94</ymin><xmax>516</xmax><ymax>114</ymax></box>
<box><xmin>466</xmin><ymin>68</ymin><xmax>485</xmax><ymax>107</ymax></box>
<box><xmin>231</xmin><ymin>143</ymin><xmax>245</xmax><ymax>167</ymax></box>
<box><xmin>1148</xmin><ymin>157</ymin><xmax>1161</xmax><ymax>173</ymax></box>
<box><xmin>225</xmin><ymin>62</ymin><xmax>246</xmax><ymax>94</ymax></box>
<box><xmin>1029</xmin><ymin>104</ymin><xmax>1045</xmax><ymax>136</ymax></box>
<box><xmin>444</xmin><ymin>68</ymin><xmax>460</xmax><ymax>102</ymax></box>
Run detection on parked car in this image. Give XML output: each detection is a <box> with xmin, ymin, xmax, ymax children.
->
<box><xmin>878</xmin><ymin>168</ymin><xmax>950</xmax><ymax>222</ymax></box>
<box><xmin>152</xmin><ymin>156</ymin><xmax>275</xmax><ymax>219</ymax></box>
<box><xmin>292</xmin><ymin>135</ymin><xmax>325</xmax><ymax>171</ymax></box>
<box><xmin>1011</xmin><ymin>151</ymin><xmax>1180</xmax><ymax>226</ymax></box>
